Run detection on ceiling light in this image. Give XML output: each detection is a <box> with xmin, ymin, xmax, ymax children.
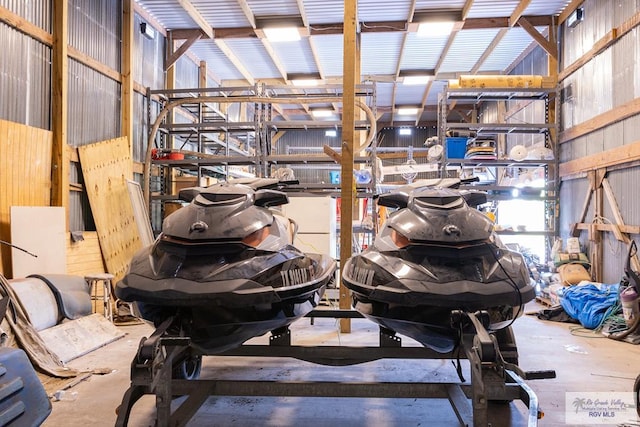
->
<box><xmin>325</xmin><ymin>130</ymin><xmax>337</xmax><ymax>137</ymax></box>
<box><xmin>292</xmin><ymin>79</ymin><xmax>319</xmax><ymax>87</ymax></box>
<box><xmin>397</xmin><ymin>107</ymin><xmax>419</xmax><ymax>116</ymax></box>
<box><xmin>288</xmin><ymin>72</ymin><xmax>322</xmax><ymax>86</ymax></box>
<box><xmin>417</xmin><ymin>21</ymin><xmax>455</xmax><ymax>37</ymax></box>
<box><xmin>413</xmin><ymin>9</ymin><xmax>461</xmax><ymax>37</ymax></box>
<box><xmin>399</xmin><ymin>69</ymin><xmax>435</xmax><ymax>85</ymax></box>
<box><xmin>399</xmin><ymin>128</ymin><xmax>412</xmax><ymax>136</ymax></box>
<box><xmin>311</xmin><ymin>109</ymin><xmax>333</xmax><ymax>118</ymax></box>
<box><xmin>264</xmin><ymin>27</ymin><xmax>301</xmax><ymax>42</ymax></box>
<box><xmin>403</xmin><ymin>75</ymin><xmax>432</xmax><ymax>85</ymax></box>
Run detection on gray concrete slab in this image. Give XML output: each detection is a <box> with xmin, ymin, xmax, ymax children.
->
<box><xmin>42</xmin><ymin>301</ymin><xmax>640</xmax><ymax>426</ymax></box>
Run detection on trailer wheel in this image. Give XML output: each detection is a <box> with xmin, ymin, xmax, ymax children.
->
<box><xmin>173</xmin><ymin>354</ymin><xmax>202</xmax><ymax>380</ymax></box>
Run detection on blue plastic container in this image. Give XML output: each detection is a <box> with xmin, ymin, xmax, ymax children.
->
<box><xmin>445</xmin><ymin>137</ymin><xmax>468</xmax><ymax>159</ymax></box>
<box><xmin>329</xmin><ymin>171</ymin><xmax>340</xmax><ymax>184</ymax></box>
<box><xmin>0</xmin><ymin>347</ymin><xmax>51</xmax><ymax>426</ymax></box>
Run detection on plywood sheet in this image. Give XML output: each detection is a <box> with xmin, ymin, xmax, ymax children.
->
<box><xmin>11</xmin><ymin>206</ymin><xmax>66</xmax><ymax>278</ymax></box>
<box><xmin>78</xmin><ymin>137</ymin><xmax>142</xmax><ymax>283</ymax></box>
<box><xmin>66</xmin><ymin>231</ymin><xmax>106</xmax><ymax>276</ymax></box>
<box><xmin>0</xmin><ymin>120</ymin><xmax>53</xmax><ymax>277</ymax></box>
<box><xmin>38</xmin><ymin>314</ymin><xmax>125</xmax><ymax>363</ymax></box>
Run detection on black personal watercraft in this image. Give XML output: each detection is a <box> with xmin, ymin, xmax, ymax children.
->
<box><xmin>116</xmin><ymin>178</ymin><xmax>336</xmax><ymax>356</ymax></box>
<box><xmin>342</xmin><ymin>178</ymin><xmax>534</xmax><ymax>353</ymax></box>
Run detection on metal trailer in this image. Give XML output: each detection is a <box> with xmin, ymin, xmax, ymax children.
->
<box><xmin>115</xmin><ymin>310</ymin><xmax>555</xmax><ymax>427</ymax></box>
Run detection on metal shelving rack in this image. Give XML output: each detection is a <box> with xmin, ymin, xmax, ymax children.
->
<box><xmin>437</xmin><ymin>85</ymin><xmax>559</xmax><ymax>258</ymax></box>
<box><xmin>144</xmin><ymin>83</ymin><xmax>377</xmax><ymax>231</ymax></box>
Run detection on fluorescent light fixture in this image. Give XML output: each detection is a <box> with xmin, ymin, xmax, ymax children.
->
<box><xmin>140</xmin><ymin>22</ymin><xmax>156</xmax><ymax>40</ymax></box>
<box><xmin>396</xmin><ymin>107</ymin><xmax>419</xmax><ymax>115</ymax></box>
<box><xmin>567</xmin><ymin>7</ymin><xmax>584</xmax><ymax>28</ymax></box>
<box><xmin>403</xmin><ymin>75</ymin><xmax>432</xmax><ymax>85</ymax></box>
<box><xmin>413</xmin><ymin>9</ymin><xmax>461</xmax><ymax>37</ymax></box>
<box><xmin>417</xmin><ymin>21</ymin><xmax>455</xmax><ymax>37</ymax></box>
<box><xmin>311</xmin><ymin>109</ymin><xmax>333</xmax><ymax>118</ymax></box>
<box><xmin>399</xmin><ymin>128</ymin><xmax>412</xmax><ymax>136</ymax></box>
<box><xmin>264</xmin><ymin>26</ymin><xmax>301</xmax><ymax>42</ymax></box>
<box><xmin>325</xmin><ymin>129</ymin><xmax>337</xmax><ymax>137</ymax></box>
<box><xmin>288</xmin><ymin>73</ymin><xmax>322</xmax><ymax>87</ymax></box>
<box><xmin>292</xmin><ymin>79</ymin><xmax>319</xmax><ymax>87</ymax></box>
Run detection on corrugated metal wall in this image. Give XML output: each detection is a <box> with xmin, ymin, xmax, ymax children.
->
<box><xmin>0</xmin><ymin>0</ymin><xmax>51</xmax><ymax>129</ymax></box>
<box><xmin>559</xmin><ymin>0</ymin><xmax>640</xmax><ymax>281</ymax></box>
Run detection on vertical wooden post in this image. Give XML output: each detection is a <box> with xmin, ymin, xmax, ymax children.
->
<box><xmin>339</xmin><ymin>0</ymin><xmax>357</xmax><ymax>333</ymax></box>
<box><xmin>51</xmin><ymin>0</ymin><xmax>69</xmax><ymax>224</ymax></box>
<box><xmin>121</xmin><ymin>0</ymin><xmax>134</xmax><ymax>149</ymax></box>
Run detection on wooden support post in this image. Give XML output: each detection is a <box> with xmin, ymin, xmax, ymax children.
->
<box><xmin>51</xmin><ymin>0</ymin><xmax>69</xmax><ymax>226</ymax></box>
<box><xmin>121</xmin><ymin>0</ymin><xmax>134</xmax><ymax>148</ymax></box>
<box><xmin>339</xmin><ymin>0</ymin><xmax>358</xmax><ymax>333</ymax></box>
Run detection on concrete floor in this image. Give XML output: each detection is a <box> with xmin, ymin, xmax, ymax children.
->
<box><xmin>42</xmin><ymin>301</ymin><xmax>640</xmax><ymax>427</ymax></box>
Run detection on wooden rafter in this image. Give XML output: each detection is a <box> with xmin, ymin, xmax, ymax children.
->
<box><xmin>517</xmin><ymin>17</ymin><xmax>557</xmax><ymax>59</ymax></box>
<box><xmin>414</xmin><ymin>23</ymin><xmax>462</xmax><ymax>126</ymax></box>
<box><xmin>461</xmin><ymin>0</ymin><xmax>474</xmax><ymax>20</ymax></box>
<box><xmin>236</xmin><ymin>0</ymin><xmax>256</xmax><ymax>29</ymax></box>
<box><xmin>175</xmin><ymin>0</ymin><xmax>213</xmax><ymax>39</ymax></box>
<box><xmin>215</xmin><ymin>39</ymin><xmax>255</xmax><ymax>85</ymax></box>
<box><xmin>510</xmin><ymin>0</ymin><xmax>532</xmax><ymax>26</ymax></box>
<box><xmin>166</xmin><ymin>30</ymin><xmax>203</xmax><ymax>70</ymax></box>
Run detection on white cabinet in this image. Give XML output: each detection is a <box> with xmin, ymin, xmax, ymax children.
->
<box><xmin>282</xmin><ymin>196</ymin><xmax>337</xmax><ymax>258</ymax></box>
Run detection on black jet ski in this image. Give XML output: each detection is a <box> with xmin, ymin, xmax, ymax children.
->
<box><xmin>342</xmin><ymin>178</ymin><xmax>534</xmax><ymax>353</ymax></box>
<box><xmin>116</xmin><ymin>178</ymin><xmax>336</xmax><ymax>357</ymax></box>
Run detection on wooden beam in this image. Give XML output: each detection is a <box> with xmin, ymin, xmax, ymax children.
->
<box><xmin>470</xmin><ymin>28</ymin><xmax>508</xmax><ymax>73</ymax></box>
<box><xmin>295</xmin><ymin>0</ymin><xmax>309</xmax><ymax>27</ymax></box>
<box><xmin>236</xmin><ymin>0</ymin><xmax>256</xmax><ymax>29</ymax></box>
<box><xmin>559</xmin><ymin>29</ymin><xmax>617</xmax><ymax>81</ymax></box>
<box><xmin>560</xmin><ymin>139</ymin><xmax>640</xmax><ymax>178</ymax></box>
<box><xmin>559</xmin><ymin>96</ymin><xmax>640</xmax><ymax>145</ymax></box>
<box><xmin>340</xmin><ymin>0</ymin><xmax>357</xmax><ymax>333</ymax></box>
<box><xmin>415</xmin><ymin>25</ymin><xmax>460</xmax><ymax>126</ymax></box>
<box><xmin>121</xmin><ymin>0</ymin><xmax>134</xmax><ymax>146</ymax></box>
<box><xmin>461</xmin><ymin>0</ymin><xmax>474</xmax><ymax>21</ymax></box>
<box><xmin>166</xmin><ymin>30</ymin><xmax>203</xmax><ymax>70</ymax></box>
<box><xmin>560</xmin><ymin>11</ymin><xmax>640</xmax><ymax>81</ymax></box>
<box><xmin>215</xmin><ymin>39</ymin><xmax>255</xmax><ymax>85</ymax></box>
<box><xmin>575</xmin><ymin>223</ymin><xmax>640</xmax><ymax>235</ymax></box>
<box><xmin>517</xmin><ymin>17</ymin><xmax>557</xmax><ymax>59</ymax></box>
<box><xmin>51</xmin><ymin>0</ymin><xmax>69</xmax><ymax>221</ymax></box>
<box><xmin>462</xmin><ymin>15</ymin><xmax>552</xmax><ymax>30</ymax></box>
<box><xmin>0</xmin><ymin>5</ymin><xmax>52</xmax><ymax>45</ymax></box>
<box><xmin>510</xmin><ymin>0</ymin><xmax>532</xmax><ymax>27</ymax></box>
<box><xmin>175</xmin><ymin>0</ymin><xmax>213</xmax><ymax>39</ymax></box>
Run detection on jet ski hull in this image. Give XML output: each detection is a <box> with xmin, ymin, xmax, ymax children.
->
<box><xmin>342</xmin><ymin>181</ymin><xmax>535</xmax><ymax>353</ymax></box>
<box><xmin>115</xmin><ymin>179</ymin><xmax>336</xmax><ymax>355</ymax></box>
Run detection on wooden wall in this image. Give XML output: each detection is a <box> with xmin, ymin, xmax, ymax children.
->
<box><xmin>66</xmin><ymin>232</ymin><xmax>106</xmax><ymax>276</ymax></box>
<box><xmin>0</xmin><ymin>120</ymin><xmax>53</xmax><ymax>277</ymax></box>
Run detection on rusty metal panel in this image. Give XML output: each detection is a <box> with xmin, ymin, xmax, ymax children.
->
<box><xmin>68</xmin><ymin>0</ymin><xmax>121</xmax><ymax>71</ymax></box>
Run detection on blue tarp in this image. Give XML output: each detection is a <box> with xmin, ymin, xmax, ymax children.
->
<box><xmin>560</xmin><ymin>283</ymin><xmax>619</xmax><ymax>329</ymax></box>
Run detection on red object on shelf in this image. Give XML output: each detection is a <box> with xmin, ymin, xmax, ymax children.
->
<box><xmin>168</xmin><ymin>153</ymin><xmax>185</xmax><ymax>160</ymax></box>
